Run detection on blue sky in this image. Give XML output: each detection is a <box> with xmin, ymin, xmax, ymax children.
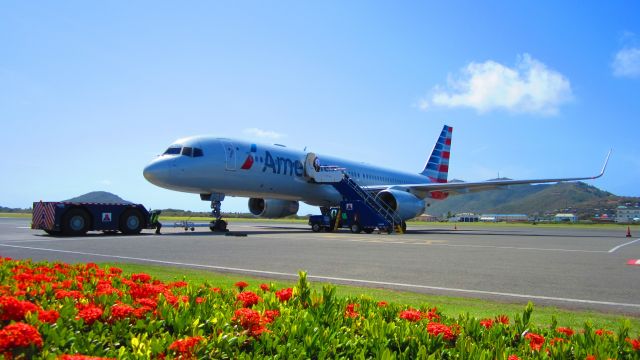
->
<box><xmin>2</xmin><ymin>1</ymin><xmax>639</xmax><ymax>214</ymax></box>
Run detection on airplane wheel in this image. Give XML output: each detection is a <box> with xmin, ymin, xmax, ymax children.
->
<box><xmin>364</xmin><ymin>228</ymin><xmax>374</xmax><ymax>234</ymax></box>
<box><xmin>350</xmin><ymin>223</ymin><xmax>362</xmax><ymax>234</ymax></box>
<box><xmin>311</xmin><ymin>224</ymin><xmax>321</xmax><ymax>232</ymax></box>
<box><xmin>63</xmin><ymin>208</ymin><xmax>89</xmax><ymax>236</ymax></box>
<box><xmin>210</xmin><ymin>219</ymin><xmax>228</xmax><ymax>232</ymax></box>
<box><xmin>401</xmin><ymin>221</ymin><xmax>407</xmax><ymax>232</ymax></box>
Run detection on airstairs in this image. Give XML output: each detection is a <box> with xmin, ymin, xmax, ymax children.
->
<box><xmin>313</xmin><ymin>165</ymin><xmax>405</xmax><ymax>234</ymax></box>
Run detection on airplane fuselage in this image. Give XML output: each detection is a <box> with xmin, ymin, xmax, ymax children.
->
<box><xmin>143</xmin><ymin>137</ymin><xmax>431</xmax><ymax>207</ymax></box>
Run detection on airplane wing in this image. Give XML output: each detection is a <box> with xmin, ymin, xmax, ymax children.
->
<box><xmin>363</xmin><ymin>150</ymin><xmax>611</xmax><ymax>199</ymax></box>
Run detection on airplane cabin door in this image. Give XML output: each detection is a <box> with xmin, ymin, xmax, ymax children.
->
<box><xmin>221</xmin><ymin>141</ymin><xmax>236</xmax><ymax>171</ymax></box>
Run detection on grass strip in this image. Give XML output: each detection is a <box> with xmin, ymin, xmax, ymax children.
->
<box><xmin>103</xmin><ymin>262</ymin><xmax>639</xmax><ymax>335</ymax></box>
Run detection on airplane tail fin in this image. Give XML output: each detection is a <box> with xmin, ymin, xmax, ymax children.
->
<box><xmin>420</xmin><ymin>125</ymin><xmax>453</xmax><ymax>183</ymax></box>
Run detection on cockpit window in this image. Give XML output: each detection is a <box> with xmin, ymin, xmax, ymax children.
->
<box><xmin>193</xmin><ymin>148</ymin><xmax>203</xmax><ymax>157</ymax></box>
<box><xmin>181</xmin><ymin>147</ymin><xmax>193</xmax><ymax>157</ymax></box>
<box><xmin>164</xmin><ymin>146</ymin><xmax>181</xmax><ymax>155</ymax></box>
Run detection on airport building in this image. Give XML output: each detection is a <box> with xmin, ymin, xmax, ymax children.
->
<box><xmin>616</xmin><ymin>206</ymin><xmax>640</xmax><ymax>223</ymax></box>
<box><xmin>450</xmin><ymin>213</ymin><xmax>479</xmax><ymax>222</ymax></box>
<box><xmin>479</xmin><ymin>214</ymin><xmax>529</xmax><ymax>222</ymax></box>
<box><xmin>554</xmin><ymin>213</ymin><xmax>578</xmax><ymax>222</ymax></box>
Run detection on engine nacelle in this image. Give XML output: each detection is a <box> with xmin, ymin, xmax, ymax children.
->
<box><xmin>376</xmin><ymin>189</ymin><xmax>426</xmax><ymax>220</ymax></box>
<box><xmin>248</xmin><ymin>198</ymin><xmax>299</xmax><ymax>218</ymax></box>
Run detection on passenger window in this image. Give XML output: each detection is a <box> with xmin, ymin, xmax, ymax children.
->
<box><xmin>193</xmin><ymin>148</ymin><xmax>203</xmax><ymax>157</ymax></box>
<box><xmin>164</xmin><ymin>147</ymin><xmax>181</xmax><ymax>155</ymax></box>
<box><xmin>182</xmin><ymin>147</ymin><xmax>193</xmax><ymax>157</ymax></box>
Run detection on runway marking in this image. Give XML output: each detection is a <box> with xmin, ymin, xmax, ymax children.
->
<box><xmin>316</xmin><ymin>237</ymin><xmax>605</xmax><ymax>253</ymax></box>
<box><xmin>16</xmin><ymin>227</ymin><xmax>31</xmax><ymax>229</ymax></box>
<box><xmin>1</xmin><ymin>243</ymin><xmax>638</xmax><ymax>310</ymax></box>
<box><xmin>609</xmin><ymin>238</ymin><xmax>640</xmax><ymax>253</ymax></box>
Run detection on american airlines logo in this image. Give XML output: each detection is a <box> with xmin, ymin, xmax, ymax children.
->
<box><xmin>240</xmin><ymin>146</ymin><xmax>303</xmax><ymax>177</ymax></box>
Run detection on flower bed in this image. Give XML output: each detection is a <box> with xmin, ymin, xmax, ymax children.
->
<box><xmin>0</xmin><ymin>257</ymin><xmax>638</xmax><ymax>359</ymax></box>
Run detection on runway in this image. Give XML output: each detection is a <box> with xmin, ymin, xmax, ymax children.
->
<box><xmin>1</xmin><ymin>217</ymin><xmax>639</xmax><ymax>315</ymax></box>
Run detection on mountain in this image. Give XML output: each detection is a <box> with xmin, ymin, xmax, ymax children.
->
<box><xmin>64</xmin><ymin>191</ymin><xmax>131</xmax><ymax>204</ymax></box>
<box><xmin>425</xmin><ymin>181</ymin><xmax>637</xmax><ymax>219</ymax></box>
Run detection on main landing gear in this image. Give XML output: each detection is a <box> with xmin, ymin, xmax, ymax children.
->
<box><xmin>205</xmin><ymin>193</ymin><xmax>228</xmax><ymax>232</ymax></box>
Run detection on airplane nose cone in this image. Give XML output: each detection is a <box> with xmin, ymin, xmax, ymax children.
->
<box><xmin>143</xmin><ymin>159</ymin><xmax>172</xmax><ymax>186</ymax></box>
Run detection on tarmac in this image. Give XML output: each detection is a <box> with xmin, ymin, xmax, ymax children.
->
<box><xmin>1</xmin><ymin>217</ymin><xmax>639</xmax><ymax>315</ymax></box>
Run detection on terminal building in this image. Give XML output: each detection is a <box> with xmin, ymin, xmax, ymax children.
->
<box><xmin>616</xmin><ymin>206</ymin><xmax>640</xmax><ymax>223</ymax></box>
<box><xmin>554</xmin><ymin>213</ymin><xmax>578</xmax><ymax>223</ymax></box>
<box><xmin>479</xmin><ymin>214</ymin><xmax>529</xmax><ymax>222</ymax></box>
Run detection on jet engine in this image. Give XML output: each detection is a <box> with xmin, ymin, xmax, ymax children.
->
<box><xmin>376</xmin><ymin>189</ymin><xmax>426</xmax><ymax>220</ymax></box>
<box><xmin>248</xmin><ymin>198</ymin><xmax>299</xmax><ymax>218</ymax></box>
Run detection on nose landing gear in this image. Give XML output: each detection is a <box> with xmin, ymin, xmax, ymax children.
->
<box><xmin>204</xmin><ymin>193</ymin><xmax>229</xmax><ymax>232</ymax></box>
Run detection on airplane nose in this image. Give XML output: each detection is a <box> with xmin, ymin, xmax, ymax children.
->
<box><xmin>143</xmin><ymin>159</ymin><xmax>172</xmax><ymax>186</ymax></box>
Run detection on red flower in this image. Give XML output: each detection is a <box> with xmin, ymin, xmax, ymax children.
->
<box><xmin>626</xmin><ymin>337</ymin><xmax>640</xmax><ymax>350</ymax></box>
<box><xmin>168</xmin><ymin>281</ymin><xmax>188</xmax><ymax>289</ymax></box>
<box><xmin>131</xmin><ymin>273</ymin><xmax>152</xmax><ymax>283</ymax></box>
<box><xmin>507</xmin><ymin>356</ymin><xmax>520</xmax><ymax>360</ymax></box>
<box><xmin>595</xmin><ymin>329</ymin><xmax>614</xmax><ymax>336</ymax></box>
<box><xmin>76</xmin><ymin>304</ymin><xmax>103</xmax><ymax>325</ymax></box>
<box><xmin>108</xmin><ymin>267</ymin><xmax>123</xmax><ymax>275</ymax></box>
<box><xmin>399</xmin><ymin>309</ymin><xmax>422</xmax><ymax>322</ymax></box>
<box><xmin>496</xmin><ymin>314</ymin><xmax>510</xmax><ymax>325</ymax></box>
<box><xmin>135</xmin><ymin>298</ymin><xmax>157</xmax><ymax>309</ymax></box>
<box><xmin>233</xmin><ymin>308</ymin><xmax>261</xmax><ymax>328</ymax></box>
<box><xmin>549</xmin><ymin>337</ymin><xmax>565</xmax><ymax>346</ymax></box>
<box><xmin>263</xmin><ymin>309</ymin><xmax>280</xmax><ymax>324</ymax></box>
<box><xmin>344</xmin><ymin>303</ymin><xmax>359</xmax><ymax>318</ymax></box>
<box><xmin>524</xmin><ymin>332</ymin><xmax>545</xmax><ymax>351</ymax></box>
<box><xmin>133</xmin><ymin>306</ymin><xmax>153</xmax><ymax>319</ymax></box>
<box><xmin>585</xmin><ymin>356</ymin><xmax>596</xmax><ymax>360</ymax></box>
<box><xmin>195</xmin><ymin>297</ymin><xmax>205</xmax><ymax>304</ymax></box>
<box><xmin>0</xmin><ymin>296</ymin><xmax>40</xmax><ymax>321</ymax></box>
<box><xmin>168</xmin><ymin>336</ymin><xmax>204</xmax><ymax>357</ymax></box>
<box><xmin>237</xmin><ymin>291</ymin><xmax>261</xmax><ymax>308</ymax></box>
<box><xmin>55</xmin><ymin>290</ymin><xmax>83</xmax><ymax>300</ymax></box>
<box><xmin>275</xmin><ymin>288</ymin><xmax>293</xmax><ymax>302</ymax></box>
<box><xmin>210</xmin><ymin>287</ymin><xmax>221</xmax><ymax>294</ymax></box>
<box><xmin>38</xmin><ymin>309</ymin><xmax>60</xmax><ymax>324</ymax></box>
<box><xmin>423</xmin><ymin>308</ymin><xmax>440</xmax><ymax>321</ymax></box>
<box><xmin>0</xmin><ymin>322</ymin><xmax>43</xmax><ymax>353</ymax></box>
<box><xmin>377</xmin><ymin>301</ymin><xmax>388</xmax><ymax>307</ymax></box>
<box><xmin>59</xmin><ymin>355</ymin><xmax>116</xmax><ymax>360</ymax></box>
<box><xmin>110</xmin><ymin>303</ymin><xmax>135</xmax><ymax>321</ymax></box>
<box><xmin>426</xmin><ymin>322</ymin><xmax>455</xmax><ymax>341</ymax></box>
<box><xmin>259</xmin><ymin>283</ymin><xmax>270</xmax><ymax>292</ymax></box>
<box><xmin>234</xmin><ymin>281</ymin><xmax>249</xmax><ymax>291</ymax></box>
<box><xmin>479</xmin><ymin>319</ymin><xmax>494</xmax><ymax>329</ymax></box>
<box><xmin>556</xmin><ymin>327</ymin><xmax>574</xmax><ymax>337</ymax></box>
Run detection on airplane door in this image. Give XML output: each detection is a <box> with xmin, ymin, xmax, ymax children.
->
<box><xmin>221</xmin><ymin>141</ymin><xmax>236</xmax><ymax>171</ymax></box>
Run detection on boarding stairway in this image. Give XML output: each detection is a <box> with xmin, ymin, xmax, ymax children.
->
<box><xmin>314</xmin><ymin>166</ymin><xmax>405</xmax><ymax>233</ymax></box>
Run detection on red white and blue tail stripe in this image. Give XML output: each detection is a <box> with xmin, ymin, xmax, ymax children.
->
<box><xmin>421</xmin><ymin>125</ymin><xmax>452</xmax><ymax>183</ymax></box>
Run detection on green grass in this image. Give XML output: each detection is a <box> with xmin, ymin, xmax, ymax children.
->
<box><xmin>0</xmin><ymin>212</ymin><xmax>30</xmax><ymax>218</ymax></box>
<box><xmin>103</xmin><ymin>262</ymin><xmax>640</xmax><ymax>335</ymax></box>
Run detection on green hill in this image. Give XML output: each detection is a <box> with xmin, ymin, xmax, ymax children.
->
<box><xmin>426</xmin><ymin>181</ymin><xmax>636</xmax><ymax>219</ymax></box>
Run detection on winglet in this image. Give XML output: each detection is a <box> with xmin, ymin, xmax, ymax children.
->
<box><xmin>593</xmin><ymin>149</ymin><xmax>611</xmax><ymax>179</ymax></box>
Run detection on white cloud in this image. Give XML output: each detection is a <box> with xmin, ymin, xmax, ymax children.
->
<box><xmin>612</xmin><ymin>47</ymin><xmax>640</xmax><ymax>78</ymax></box>
<box><xmin>421</xmin><ymin>54</ymin><xmax>573</xmax><ymax>115</ymax></box>
<box><xmin>99</xmin><ymin>179</ymin><xmax>112</xmax><ymax>186</ymax></box>
<box><xmin>243</xmin><ymin>128</ymin><xmax>284</xmax><ymax>139</ymax></box>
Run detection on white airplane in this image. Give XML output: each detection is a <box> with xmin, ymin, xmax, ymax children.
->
<box><xmin>143</xmin><ymin>125</ymin><xmax>610</xmax><ymax>231</ymax></box>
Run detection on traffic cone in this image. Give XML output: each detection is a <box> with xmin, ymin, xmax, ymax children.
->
<box><xmin>627</xmin><ymin>226</ymin><xmax>632</xmax><ymax>238</ymax></box>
